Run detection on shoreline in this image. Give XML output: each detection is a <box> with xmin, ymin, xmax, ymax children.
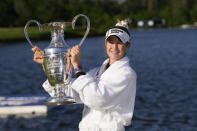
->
<box><xmin>0</xmin><ymin>26</ymin><xmax>196</xmax><ymax>43</ymax></box>
<box><xmin>0</xmin><ymin>27</ymin><xmax>105</xmax><ymax>43</ymax></box>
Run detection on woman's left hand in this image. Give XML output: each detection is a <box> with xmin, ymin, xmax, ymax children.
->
<box><xmin>66</xmin><ymin>49</ymin><xmax>72</xmax><ymax>73</ymax></box>
<box><xmin>70</xmin><ymin>45</ymin><xmax>81</xmax><ymax>68</ymax></box>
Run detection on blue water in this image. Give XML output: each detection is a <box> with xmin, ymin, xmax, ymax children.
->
<box><xmin>0</xmin><ymin>28</ymin><xmax>197</xmax><ymax>131</ymax></box>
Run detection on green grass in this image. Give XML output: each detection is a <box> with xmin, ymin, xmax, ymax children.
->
<box><xmin>0</xmin><ymin>26</ymin><xmax>105</xmax><ymax>42</ymax></box>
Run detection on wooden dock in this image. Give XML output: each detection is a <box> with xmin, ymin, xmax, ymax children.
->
<box><xmin>0</xmin><ymin>96</ymin><xmax>48</xmax><ymax>117</ymax></box>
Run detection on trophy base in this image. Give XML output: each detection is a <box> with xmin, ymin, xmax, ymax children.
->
<box><xmin>45</xmin><ymin>97</ymin><xmax>76</xmax><ymax>106</ymax></box>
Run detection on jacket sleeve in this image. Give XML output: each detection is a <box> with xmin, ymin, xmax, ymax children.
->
<box><xmin>42</xmin><ymin>80</ymin><xmax>83</xmax><ymax>103</ymax></box>
<box><xmin>71</xmin><ymin>69</ymin><xmax>136</xmax><ymax>111</ymax></box>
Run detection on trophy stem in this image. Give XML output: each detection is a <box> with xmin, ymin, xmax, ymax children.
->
<box><xmin>54</xmin><ymin>84</ymin><xmax>65</xmax><ymax>98</ymax></box>
<box><xmin>45</xmin><ymin>84</ymin><xmax>75</xmax><ymax>105</ymax></box>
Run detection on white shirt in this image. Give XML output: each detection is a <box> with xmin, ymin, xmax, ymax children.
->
<box><xmin>43</xmin><ymin>56</ymin><xmax>137</xmax><ymax>131</ymax></box>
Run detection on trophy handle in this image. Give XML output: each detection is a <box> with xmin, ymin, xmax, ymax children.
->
<box><xmin>72</xmin><ymin>14</ymin><xmax>90</xmax><ymax>47</ymax></box>
<box><xmin>24</xmin><ymin>20</ymin><xmax>42</xmax><ymax>47</ymax></box>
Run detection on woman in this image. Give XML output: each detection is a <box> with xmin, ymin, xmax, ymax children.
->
<box><xmin>33</xmin><ymin>21</ymin><xmax>137</xmax><ymax>131</ymax></box>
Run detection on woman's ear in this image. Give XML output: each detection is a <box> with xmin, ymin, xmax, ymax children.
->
<box><xmin>105</xmin><ymin>40</ymin><xmax>107</xmax><ymax>46</ymax></box>
<box><xmin>126</xmin><ymin>42</ymin><xmax>131</xmax><ymax>49</ymax></box>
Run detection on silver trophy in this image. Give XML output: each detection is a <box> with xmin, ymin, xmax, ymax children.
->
<box><xmin>24</xmin><ymin>14</ymin><xmax>90</xmax><ymax>105</ymax></box>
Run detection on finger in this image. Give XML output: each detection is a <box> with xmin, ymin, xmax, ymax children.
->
<box><xmin>73</xmin><ymin>45</ymin><xmax>80</xmax><ymax>51</ymax></box>
<box><xmin>67</xmin><ymin>49</ymin><xmax>71</xmax><ymax>52</ymax></box>
<box><xmin>71</xmin><ymin>46</ymin><xmax>76</xmax><ymax>51</ymax></box>
<box><xmin>66</xmin><ymin>50</ymin><xmax>71</xmax><ymax>57</ymax></box>
<box><xmin>34</xmin><ymin>51</ymin><xmax>42</xmax><ymax>57</ymax></box>
<box><xmin>32</xmin><ymin>46</ymin><xmax>38</xmax><ymax>52</ymax></box>
<box><xmin>72</xmin><ymin>45</ymin><xmax>79</xmax><ymax>49</ymax></box>
<box><xmin>71</xmin><ymin>49</ymin><xmax>79</xmax><ymax>56</ymax></box>
<box><xmin>34</xmin><ymin>53</ymin><xmax>43</xmax><ymax>59</ymax></box>
<box><xmin>74</xmin><ymin>44</ymin><xmax>80</xmax><ymax>48</ymax></box>
<box><xmin>71</xmin><ymin>49</ymin><xmax>78</xmax><ymax>53</ymax></box>
<box><xmin>35</xmin><ymin>46</ymin><xmax>42</xmax><ymax>52</ymax></box>
<box><xmin>33</xmin><ymin>57</ymin><xmax>43</xmax><ymax>64</ymax></box>
<box><xmin>67</xmin><ymin>53</ymin><xmax>71</xmax><ymax>57</ymax></box>
<box><xmin>70</xmin><ymin>51</ymin><xmax>75</xmax><ymax>56</ymax></box>
<box><xmin>71</xmin><ymin>46</ymin><xmax>80</xmax><ymax>52</ymax></box>
<box><xmin>34</xmin><ymin>56</ymin><xmax>42</xmax><ymax>60</ymax></box>
<box><xmin>67</xmin><ymin>49</ymin><xmax>71</xmax><ymax>56</ymax></box>
<box><xmin>72</xmin><ymin>46</ymin><xmax>80</xmax><ymax>53</ymax></box>
<box><xmin>33</xmin><ymin>46</ymin><xmax>39</xmax><ymax>52</ymax></box>
<box><xmin>32</xmin><ymin>46</ymin><xmax>43</xmax><ymax>53</ymax></box>
<box><xmin>38</xmin><ymin>50</ymin><xmax>44</xmax><ymax>56</ymax></box>
<box><xmin>76</xmin><ymin>44</ymin><xmax>80</xmax><ymax>49</ymax></box>
<box><xmin>40</xmin><ymin>50</ymin><xmax>44</xmax><ymax>54</ymax></box>
<box><xmin>35</xmin><ymin>50</ymin><xmax>44</xmax><ymax>57</ymax></box>
<box><xmin>74</xmin><ymin>45</ymin><xmax>80</xmax><ymax>49</ymax></box>
<box><xmin>73</xmin><ymin>49</ymin><xmax>81</xmax><ymax>54</ymax></box>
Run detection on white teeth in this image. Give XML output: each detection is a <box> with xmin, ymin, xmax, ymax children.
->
<box><xmin>111</xmin><ymin>51</ymin><xmax>118</xmax><ymax>54</ymax></box>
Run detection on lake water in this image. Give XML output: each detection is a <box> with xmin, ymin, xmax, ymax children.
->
<box><xmin>0</xmin><ymin>28</ymin><xmax>197</xmax><ymax>131</ymax></box>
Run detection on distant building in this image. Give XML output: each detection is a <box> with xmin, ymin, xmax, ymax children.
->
<box><xmin>137</xmin><ymin>19</ymin><xmax>166</xmax><ymax>28</ymax></box>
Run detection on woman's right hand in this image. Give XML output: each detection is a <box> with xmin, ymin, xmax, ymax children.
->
<box><xmin>32</xmin><ymin>46</ymin><xmax>44</xmax><ymax>65</ymax></box>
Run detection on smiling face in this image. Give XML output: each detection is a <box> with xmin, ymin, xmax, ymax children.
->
<box><xmin>105</xmin><ymin>35</ymin><xmax>130</xmax><ymax>65</ymax></box>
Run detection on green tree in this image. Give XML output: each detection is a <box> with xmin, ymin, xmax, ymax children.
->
<box><xmin>0</xmin><ymin>0</ymin><xmax>17</xmax><ymax>27</ymax></box>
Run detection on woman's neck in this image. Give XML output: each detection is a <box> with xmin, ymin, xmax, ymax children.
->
<box><xmin>109</xmin><ymin>58</ymin><xmax>121</xmax><ymax>65</ymax></box>
<box><xmin>109</xmin><ymin>55</ymin><xmax>125</xmax><ymax>65</ymax></box>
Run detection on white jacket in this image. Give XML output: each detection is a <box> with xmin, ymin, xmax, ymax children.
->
<box><xmin>43</xmin><ymin>56</ymin><xmax>137</xmax><ymax>131</ymax></box>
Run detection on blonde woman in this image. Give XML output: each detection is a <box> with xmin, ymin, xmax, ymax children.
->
<box><xmin>33</xmin><ymin>20</ymin><xmax>136</xmax><ymax>131</ymax></box>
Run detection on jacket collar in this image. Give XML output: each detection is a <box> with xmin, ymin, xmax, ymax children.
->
<box><xmin>98</xmin><ymin>56</ymin><xmax>130</xmax><ymax>76</ymax></box>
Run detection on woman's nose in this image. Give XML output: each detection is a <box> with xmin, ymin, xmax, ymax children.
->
<box><xmin>112</xmin><ymin>44</ymin><xmax>118</xmax><ymax>49</ymax></box>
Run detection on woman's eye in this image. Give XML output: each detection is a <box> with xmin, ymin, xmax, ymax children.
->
<box><xmin>109</xmin><ymin>41</ymin><xmax>115</xmax><ymax>44</ymax></box>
